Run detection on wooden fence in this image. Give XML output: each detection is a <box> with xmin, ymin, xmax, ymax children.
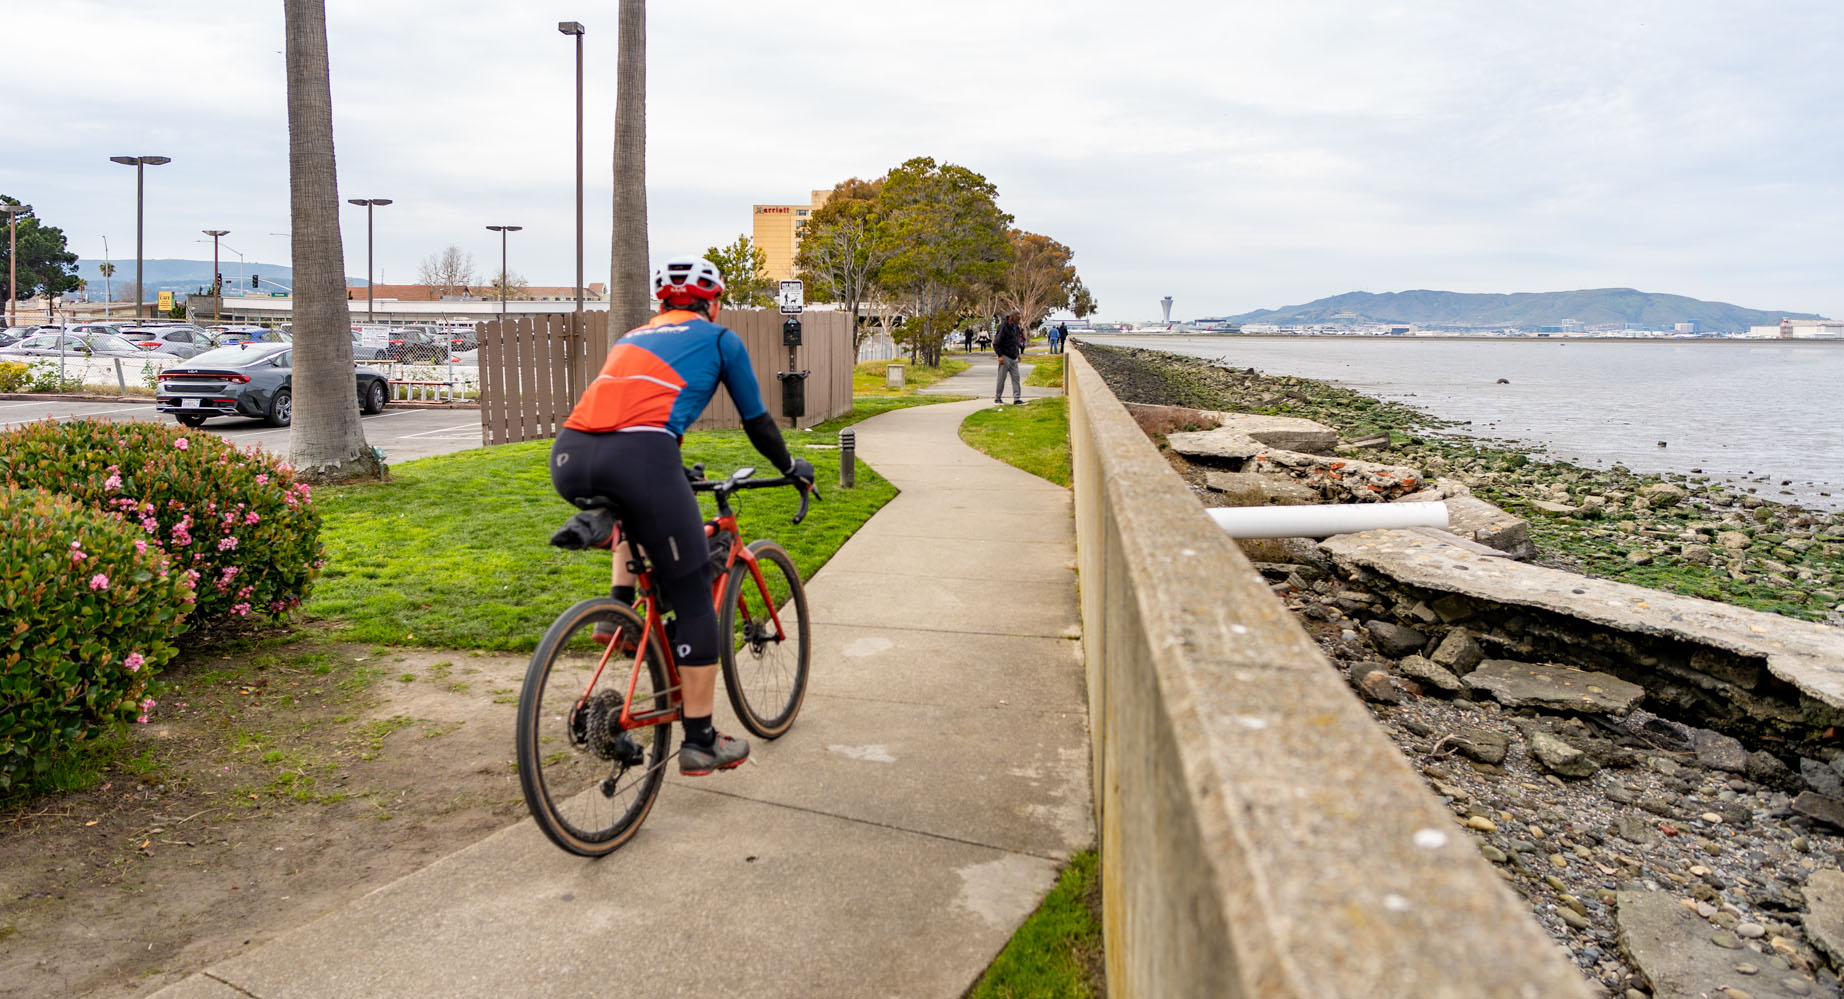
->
<box><xmin>477</xmin><ymin>308</ymin><xmax>853</xmax><ymax>446</ymax></box>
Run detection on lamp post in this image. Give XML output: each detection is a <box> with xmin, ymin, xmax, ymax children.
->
<box><xmin>558</xmin><ymin>21</ymin><xmax>586</xmax><ymax>317</ymax></box>
<box><xmin>1</xmin><ymin>203</ymin><xmax>24</xmax><ymax>327</ymax></box>
<box><xmin>109</xmin><ymin>155</ymin><xmax>172</xmax><ymax>319</ymax></box>
<box><xmin>346</xmin><ymin>198</ymin><xmax>392</xmax><ymax>322</ymax></box>
<box><xmin>202</xmin><ymin>229</ymin><xmax>228</xmax><ymax>321</ymax></box>
<box><xmin>485</xmin><ymin>226</ymin><xmax>522</xmax><ymax>328</ymax></box>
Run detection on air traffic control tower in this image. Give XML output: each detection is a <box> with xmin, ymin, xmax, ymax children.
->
<box><xmin>1161</xmin><ymin>296</ymin><xmax>1174</xmax><ymax>323</ymax></box>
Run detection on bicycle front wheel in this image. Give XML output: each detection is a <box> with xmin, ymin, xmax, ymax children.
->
<box><xmin>719</xmin><ymin>540</ymin><xmax>811</xmax><ymax>739</ymax></box>
<box><xmin>516</xmin><ymin>598</ymin><xmax>672</xmax><ymax>857</ymax></box>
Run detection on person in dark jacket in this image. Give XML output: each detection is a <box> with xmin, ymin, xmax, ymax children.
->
<box><xmin>993</xmin><ymin>313</ymin><xmax>1024</xmax><ymax>405</ymax></box>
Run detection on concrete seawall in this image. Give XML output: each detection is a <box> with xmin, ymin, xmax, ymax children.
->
<box><xmin>1067</xmin><ymin>350</ymin><xmax>1592</xmax><ymax>997</ymax></box>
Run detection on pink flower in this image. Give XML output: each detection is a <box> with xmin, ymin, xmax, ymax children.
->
<box><xmin>255</xmin><ymin>473</ymin><xmax>269</xmax><ymax>485</ymax></box>
<box><xmin>231</xmin><ymin>602</ymin><xmax>252</xmax><ymax>617</ymax></box>
<box><xmin>217</xmin><ymin>536</ymin><xmax>238</xmax><ymax>552</ymax></box>
<box><xmin>174</xmin><ymin>437</ymin><xmax>189</xmax><ymax>451</ymax></box>
<box><xmin>142</xmin><ymin>517</ymin><xmax>158</xmax><ymax>533</ymax></box>
<box><xmin>70</xmin><ymin>542</ymin><xmax>87</xmax><ymax>562</ymax></box>
<box><xmin>104</xmin><ymin>473</ymin><xmax>122</xmax><ymax>492</ymax></box>
<box><xmin>89</xmin><ymin>573</ymin><xmax>110</xmax><ymax>590</ymax></box>
<box><xmin>134</xmin><ymin>539</ymin><xmax>147</xmax><ymax>554</ymax></box>
<box><xmin>125</xmin><ymin>652</ymin><xmax>146</xmax><ymax>673</ymax></box>
<box><xmin>136</xmin><ymin>697</ymin><xmax>156</xmax><ymax>723</ymax></box>
<box><xmin>244</xmin><ymin>512</ymin><xmax>261</xmax><ymax>525</ymax></box>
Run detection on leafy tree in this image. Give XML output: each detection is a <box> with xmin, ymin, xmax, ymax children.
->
<box><xmin>795</xmin><ymin>177</ymin><xmax>888</xmax><ymax>351</ymax></box>
<box><xmin>609</xmin><ymin>0</ymin><xmax>650</xmax><ymax>330</ymax></box>
<box><xmin>0</xmin><ymin>197</ymin><xmax>81</xmax><ymax>307</ymax></box>
<box><xmin>1069</xmin><ymin>278</ymin><xmax>1098</xmax><ymax>319</ymax></box>
<box><xmin>703</xmin><ymin>235</ymin><xmax>773</xmax><ymax>308</ymax></box>
<box><xmin>873</xmin><ymin>157</ymin><xmax>1012</xmax><ymax>367</ymax></box>
<box><xmin>417</xmin><ymin>245</ymin><xmax>476</xmax><ymax>297</ymax></box>
<box><xmin>994</xmin><ymin>229</ymin><xmax>1083</xmax><ymax>329</ymax></box>
<box><xmin>283</xmin><ymin>0</ymin><xmax>382</xmax><ymax>483</ymax></box>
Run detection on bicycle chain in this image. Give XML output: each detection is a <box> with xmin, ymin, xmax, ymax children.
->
<box><xmin>581</xmin><ymin>690</ymin><xmax>625</xmax><ymax>761</ymax></box>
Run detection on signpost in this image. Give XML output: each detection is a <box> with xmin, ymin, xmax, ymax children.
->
<box><xmin>778</xmin><ymin>279</ymin><xmax>803</xmax><ymax>316</ymax></box>
<box><xmin>157</xmin><ymin>291</ymin><xmax>174</xmax><ymax>315</ymax></box>
<box><xmin>775</xmin><ymin>280</ymin><xmax>808</xmax><ymax>426</ymax></box>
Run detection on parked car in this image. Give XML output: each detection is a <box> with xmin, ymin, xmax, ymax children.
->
<box><xmin>0</xmin><ymin>327</ymin><xmax>36</xmax><ymax>348</ymax></box>
<box><xmin>0</xmin><ymin>331</ymin><xmax>148</xmax><ymax>358</ymax></box>
<box><xmin>122</xmin><ymin>324</ymin><xmax>219</xmax><ymax>359</ymax></box>
<box><xmin>153</xmin><ymin>342</ymin><xmax>391</xmax><ymax>428</ymax></box>
<box><xmin>217</xmin><ymin>326</ymin><xmax>290</xmax><ymax>346</ymax></box>
<box><xmin>441</xmin><ymin>324</ymin><xmax>479</xmax><ymax>353</ymax></box>
<box><xmin>387</xmin><ymin>325</ymin><xmax>448</xmax><ymax>362</ymax></box>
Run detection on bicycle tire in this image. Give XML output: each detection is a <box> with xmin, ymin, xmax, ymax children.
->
<box><xmin>719</xmin><ymin>540</ymin><xmax>811</xmax><ymax>739</ymax></box>
<box><xmin>517</xmin><ymin>598</ymin><xmax>672</xmax><ymax>857</ymax></box>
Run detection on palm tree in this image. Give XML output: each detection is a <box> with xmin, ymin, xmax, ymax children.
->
<box><xmin>282</xmin><ymin>0</ymin><xmax>381</xmax><ymax>482</ymax></box>
<box><xmin>609</xmin><ymin>0</ymin><xmax>649</xmax><ymax>331</ymax></box>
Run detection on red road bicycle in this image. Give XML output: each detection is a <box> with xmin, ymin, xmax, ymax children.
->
<box><xmin>516</xmin><ymin>466</ymin><xmax>815</xmax><ymax>857</ymax></box>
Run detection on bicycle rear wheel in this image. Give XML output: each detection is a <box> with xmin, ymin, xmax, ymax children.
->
<box><xmin>719</xmin><ymin>540</ymin><xmax>811</xmax><ymax>739</ymax></box>
<box><xmin>517</xmin><ymin>598</ymin><xmax>672</xmax><ymax>857</ymax></box>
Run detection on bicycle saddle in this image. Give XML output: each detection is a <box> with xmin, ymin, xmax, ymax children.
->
<box><xmin>551</xmin><ymin>501</ymin><xmax>618</xmax><ymax>550</ymax></box>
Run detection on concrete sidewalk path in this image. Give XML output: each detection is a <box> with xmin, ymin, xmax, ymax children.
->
<box><xmin>923</xmin><ymin>352</ymin><xmax>1061</xmax><ymax>402</ymax></box>
<box><xmin>154</xmin><ymin>398</ymin><xmax>1090</xmax><ymax>999</ymax></box>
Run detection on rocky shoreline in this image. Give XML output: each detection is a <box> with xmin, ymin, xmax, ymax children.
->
<box><xmin>1075</xmin><ymin>342</ymin><xmax>1844</xmax><ymax>999</ymax></box>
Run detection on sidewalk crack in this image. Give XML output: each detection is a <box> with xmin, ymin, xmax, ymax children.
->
<box><xmin>682</xmin><ymin>786</ymin><xmax>1065</xmax><ymax>862</ymax></box>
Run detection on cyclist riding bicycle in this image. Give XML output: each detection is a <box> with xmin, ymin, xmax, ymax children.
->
<box><xmin>549</xmin><ymin>255</ymin><xmax>814</xmax><ymax>776</ymax></box>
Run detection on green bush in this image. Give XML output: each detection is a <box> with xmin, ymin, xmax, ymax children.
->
<box><xmin>0</xmin><ymin>419</ymin><xmax>324</xmax><ymax>628</ymax></box>
<box><xmin>0</xmin><ymin>361</ymin><xmax>29</xmax><ymax>392</ymax></box>
<box><xmin>0</xmin><ymin>487</ymin><xmax>194</xmax><ymax>790</ymax></box>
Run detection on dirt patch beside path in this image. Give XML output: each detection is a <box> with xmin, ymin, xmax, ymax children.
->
<box><xmin>0</xmin><ymin>638</ymin><xmax>530</xmax><ymax>999</ymax></box>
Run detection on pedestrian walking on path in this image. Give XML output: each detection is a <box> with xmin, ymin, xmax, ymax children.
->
<box><xmin>994</xmin><ymin>312</ymin><xmax>1024</xmax><ymax>404</ymax></box>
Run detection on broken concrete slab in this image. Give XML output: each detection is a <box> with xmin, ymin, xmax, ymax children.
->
<box><xmin>1462</xmin><ymin>659</ymin><xmax>1646</xmax><ymax>714</ymax></box>
<box><xmin>1166</xmin><ymin>430</ymin><xmax>1265</xmax><ymax>461</ymax></box>
<box><xmin>1693</xmin><ymin>729</ymin><xmax>1750</xmax><ymax>774</ymax></box>
<box><xmin>1439</xmin><ymin>495</ymin><xmax>1536</xmax><ymax>560</ymax></box>
<box><xmin>1165</xmin><ymin>413</ymin><xmax>1340</xmax><ymax>460</ymax></box>
<box><xmin>1803</xmin><ymin>870</ymin><xmax>1844</xmax><ymax>972</ymax></box>
<box><xmin>1527</xmin><ymin>728</ymin><xmax>1599</xmax><ymax>778</ymax></box>
<box><xmin>1318</xmin><ymin>529</ymin><xmax>1844</xmax><ymax>743</ymax></box>
<box><xmin>1618</xmin><ymin>889</ymin><xmax>1828</xmax><ymax>999</ymax></box>
<box><xmin>1430</xmin><ymin>628</ymin><xmax>1485</xmax><ymax>674</ymax></box>
<box><xmin>1529</xmin><ymin>500</ymin><xmax>1580</xmax><ymax>516</ymax></box>
<box><xmin>1398</xmin><ymin>654</ymin><xmax>1463</xmax><ymax>694</ymax></box>
<box><xmin>1366</xmin><ymin>619</ymin><xmax>1428</xmax><ymax>657</ymax></box>
<box><xmin>1793</xmin><ymin>791</ymin><xmax>1844</xmax><ymax>831</ymax></box>
<box><xmin>1202</xmin><ymin>469</ymin><xmax>1322</xmax><ymax>506</ymax></box>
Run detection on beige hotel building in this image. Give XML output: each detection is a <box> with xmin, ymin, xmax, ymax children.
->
<box><xmin>752</xmin><ymin>190</ymin><xmax>832</xmax><ymax>283</ymax></box>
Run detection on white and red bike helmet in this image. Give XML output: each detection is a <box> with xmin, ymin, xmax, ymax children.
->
<box><xmin>652</xmin><ymin>256</ymin><xmax>725</xmax><ymax>306</ymax></box>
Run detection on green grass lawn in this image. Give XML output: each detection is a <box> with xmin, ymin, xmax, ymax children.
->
<box><xmin>1024</xmin><ymin>354</ymin><xmax>1064</xmax><ymax>388</ymax></box>
<box><xmin>959</xmin><ymin>396</ymin><xmax>1071</xmax><ymax>488</ymax></box>
<box><xmin>852</xmin><ymin>357</ymin><xmax>970</xmax><ymax>396</ymax></box>
<box><xmin>968</xmin><ymin>850</ymin><xmax>1103</xmax><ymax>999</ymax></box>
<box><xmin>307</xmin><ymin>404</ymin><xmax>918</xmax><ymax>651</ymax></box>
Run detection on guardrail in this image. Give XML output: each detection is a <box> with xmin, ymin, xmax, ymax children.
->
<box><xmin>1066</xmin><ymin>349</ymin><xmax>1590</xmax><ymax>998</ymax></box>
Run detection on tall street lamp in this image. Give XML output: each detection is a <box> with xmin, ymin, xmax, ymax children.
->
<box><xmin>109</xmin><ymin>155</ymin><xmax>172</xmax><ymax>319</ymax></box>
<box><xmin>486</xmin><ymin>225</ymin><xmax>522</xmax><ymax>328</ymax></box>
<box><xmin>202</xmin><ymin>229</ymin><xmax>228</xmax><ymax>321</ymax></box>
<box><xmin>2</xmin><ymin>203</ymin><xmax>25</xmax><ymax>327</ymax></box>
<box><xmin>558</xmin><ymin>21</ymin><xmax>586</xmax><ymax>317</ymax></box>
<box><xmin>346</xmin><ymin>198</ymin><xmax>392</xmax><ymax>323</ymax></box>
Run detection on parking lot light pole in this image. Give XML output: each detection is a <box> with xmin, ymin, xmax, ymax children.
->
<box><xmin>486</xmin><ymin>225</ymin><xmax>522</xmax><ymax>328</ymax></box>
<box><xmin>347</xmin><ymin>198</ymin><xmax>392</xmax><ymax>322</ymax></box>
<box><xmin>109</xmin><ymin>155</ymin><xmax>171</xmax><ymax>319</ymax></box>
<box><xmin>558</xmin><ymin>21</ymin><xmax>586</xmax><ymax>318</ymax></box>
<box><xmin>1</xmin><ymin>203</ymin><xmax>24</xmax><ymax>327</ymax></box>
<box><xmin>202</xmin><ymin>229</ymin><xmax>228</xmax><ymax>321</ymax></box>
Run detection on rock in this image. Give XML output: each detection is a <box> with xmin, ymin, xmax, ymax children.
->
<box><xmin>1694</xmin><ymin>729</ymin><xmax>1751</xmax><ymax>774</ymax></box>
<box><xmin>1530</xmin><ymin>499</ymin><xmax>1581</xmax><ymax>516</ymax></box>
<box><xmin>1398</xmin><ymin>655</ymin><xmax>1463</xmax><ymax>694</ymax></box>
<box><xmin>1356</xmin><ymin>669</ymin><xmax>1405</xmax><ymax>704</ymax></box>
<box><xmin>1738</xmin><ymin>923</ymin><xmax>1769</xmax><ymax>940</ymax></box>
<box><xmin>1802</xmin><ymin>759</ymin><xmax>1844</xmax><ymax>798</ymax></box>
<box><xmin>1640</xmin><ymin>483</ymin><xmax>1689</xmax><ymax>507</ymax></box>
<box><xmin>1529</xmin><ymin>728</ymin><xmax>1600</xmax><ymax>778</ymax></box>
<box><xmin>1618</xmin><ymin>889</ymin><xmax>1794</xmax><ymax>999</ymax></box>
<box><xmin>1749</xmin><ymin>751</ymin><xmax>1801</xmax><ymax>791</ymax></box>
<box><xmin>1365</xmin><ymin>619</ymin><xmax>1428</xmax><ymax>657</ymax></box>
<box><xmin>1803</xmin><ymin>870</ymin><xmax>1844</xmax><ymax>973</ymax></box>
<box><xmin>1479</xmin><ymin>844</ymin><xmax>1508</xmax><ymax>863</ymax></box>
<box><xmin>1791</xmin><ymin>791</ymin><xmax>1844</xmax><ymax>830</ymax></box>
<box><xmin>1560</xmin><ymin>907</ymin><xmax>1592</xmax><ymax>930</ymax></box>
<box><xmin>1430</xmin><ymin>628</ymin><xmax>1486</xmax><ymax>674</ymax></box>
<box><xmin>1465</xmin><ymin>815</ymin><xmax>1498</xmax><ymax>832</ymax></box>
<box><xmin>1718</xmin><ymin>530</ymin><xmax>1755</xmax><ymax>550</ymax></box>
<box><xmin>1441</xmin><ymin>495</ymin><xmax>1537</xmax><ymax>559</ymax></box>
<box><xmin>1453</xmin><ymin>727</ymin><xmax>1511</xmax><ymax>765</ymax></box>
<box><xmin>1202</xmin><ymin>469</ymin><xmax>1323</xmax><ymax>506</ymax></box>
<box><xmin>1429</xmin><ymin>594</ymin><xmax>1476</xmax><ymax>623</ymax></box>
<box><xmin>1611</xmin><ymin>813</ymin><xmax>1655</xmax><ymax>843</ymax></box>
<box><xmin>1463</xmin><ymin>659</ymin><xmax>1646</xmax><ymax>715</ymax></box>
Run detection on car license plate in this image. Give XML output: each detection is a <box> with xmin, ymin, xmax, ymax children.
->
<box><xmin>183</xmin><ymin>398</ymin><xmax>198</xmax><ymax>408</ymax></box>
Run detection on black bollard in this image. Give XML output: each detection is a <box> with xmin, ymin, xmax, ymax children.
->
<box><xmin>839</xmin><ymin>427</ymin><xmax>855</xmax><ymax>489</ymax></box>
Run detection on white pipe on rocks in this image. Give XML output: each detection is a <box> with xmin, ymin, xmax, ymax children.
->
<box><xmin>1209</xmin><ymin>502</ymin><xmax>1449</xmax><ymax>539</ymax></box>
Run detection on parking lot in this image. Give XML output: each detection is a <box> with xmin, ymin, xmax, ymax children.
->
<box><xmin>0</xmin><ymin>396</ymin><xmax>487</xmax><ymax>463</ymax></box>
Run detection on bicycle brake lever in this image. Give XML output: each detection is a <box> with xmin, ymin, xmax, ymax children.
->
<box><xmin>792</xmin><ymin>484</ymin><xmax>813</xmax><ymax>525</ymax></box>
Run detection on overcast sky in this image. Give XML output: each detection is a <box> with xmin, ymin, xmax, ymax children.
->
<box><xmin>4</xmin><ymin>0</ymin><xmax>1839</xmax><ymax>320</ymax></box>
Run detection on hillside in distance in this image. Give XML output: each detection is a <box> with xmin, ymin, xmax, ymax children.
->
<box><xmin>1221</xmin><ymin>288</ymin><xmax>1826</xmax><ymax>333</ymax></box>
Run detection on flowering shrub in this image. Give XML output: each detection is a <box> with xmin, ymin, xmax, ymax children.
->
<box><xmin>0</xmin><ymin>487</ymin><xmax>195</xmax><ymax>789</ymax></box>
<box><xmin>0</xmin><ymin>419</ymin><xmax>324</xmax><ymax>629</ymax></box>
<box><xmin>0</xmin><ymin>361</ymin><xmax>29</xmax><ymax>392</ymax></box>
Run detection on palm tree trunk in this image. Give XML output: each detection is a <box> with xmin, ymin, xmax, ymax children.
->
<box><xmin>283</xmin><ymin>0</ymin><xmax>381</xmax><ymax>483</ymax></box>
<box><xmin>610</xmin><ymin>0</ymin><xmax>650</xmax><ymax>331</ymax></box>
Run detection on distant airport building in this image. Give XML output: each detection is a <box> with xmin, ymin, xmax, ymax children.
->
<box><xmin>1749</xmin><ymin>318</ymin><xmax>1844</xmax><ymax>339</ymax></box>
<box><xmin>752</xmin><ymin>190</ymin><xmax>832</xmax><ymax>282</ymax></box>
<box><xmin>1675</xmin><ymin>321</ymin><xmax>1699</xmax><ymax>334</ymax></box>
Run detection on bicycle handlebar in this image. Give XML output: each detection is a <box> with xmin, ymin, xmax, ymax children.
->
<box><xmin>688</xmin><ymin>469</ymin><xmax>820</xmax><ymax>525</ymax></box>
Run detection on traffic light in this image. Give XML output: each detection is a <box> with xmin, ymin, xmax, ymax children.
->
<box><xmin>252</xmin><ymin>274</ymin><xmax>260</xmax><ymax>289</ymax></box>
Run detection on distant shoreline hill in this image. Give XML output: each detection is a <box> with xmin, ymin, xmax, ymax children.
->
<box><xmin>70</xmin><ymin>258</ymin><xmax>363</xmax><ymax>298</ymax></box>
<box><xmin>1222</xmin><ymin>288</ymin><xmax>1827</xmax><ymax>334</ymax></box>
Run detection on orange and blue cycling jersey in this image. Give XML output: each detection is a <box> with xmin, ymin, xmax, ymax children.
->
<box><xmin>563</xmin><ymin>310</ymin><xmax>768</xmax><ymax>436</ymax></box>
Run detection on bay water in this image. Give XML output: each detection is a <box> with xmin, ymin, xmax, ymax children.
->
<box><xmin>1085</xmin><ymin>335</ymin><xmax>1844</xmax><ymax>512</ymax></box>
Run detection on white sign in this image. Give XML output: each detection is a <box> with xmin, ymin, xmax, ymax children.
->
<box><xmin>778</xmin><ymin>279</ymin><xmax>804</xmax><ymax>316</ymax></box>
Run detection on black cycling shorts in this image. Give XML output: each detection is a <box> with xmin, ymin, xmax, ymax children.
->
<box><xmin>549</xmin><ymin>428</ymin><xmax>708</xmax><ymax>584</ymax></box>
